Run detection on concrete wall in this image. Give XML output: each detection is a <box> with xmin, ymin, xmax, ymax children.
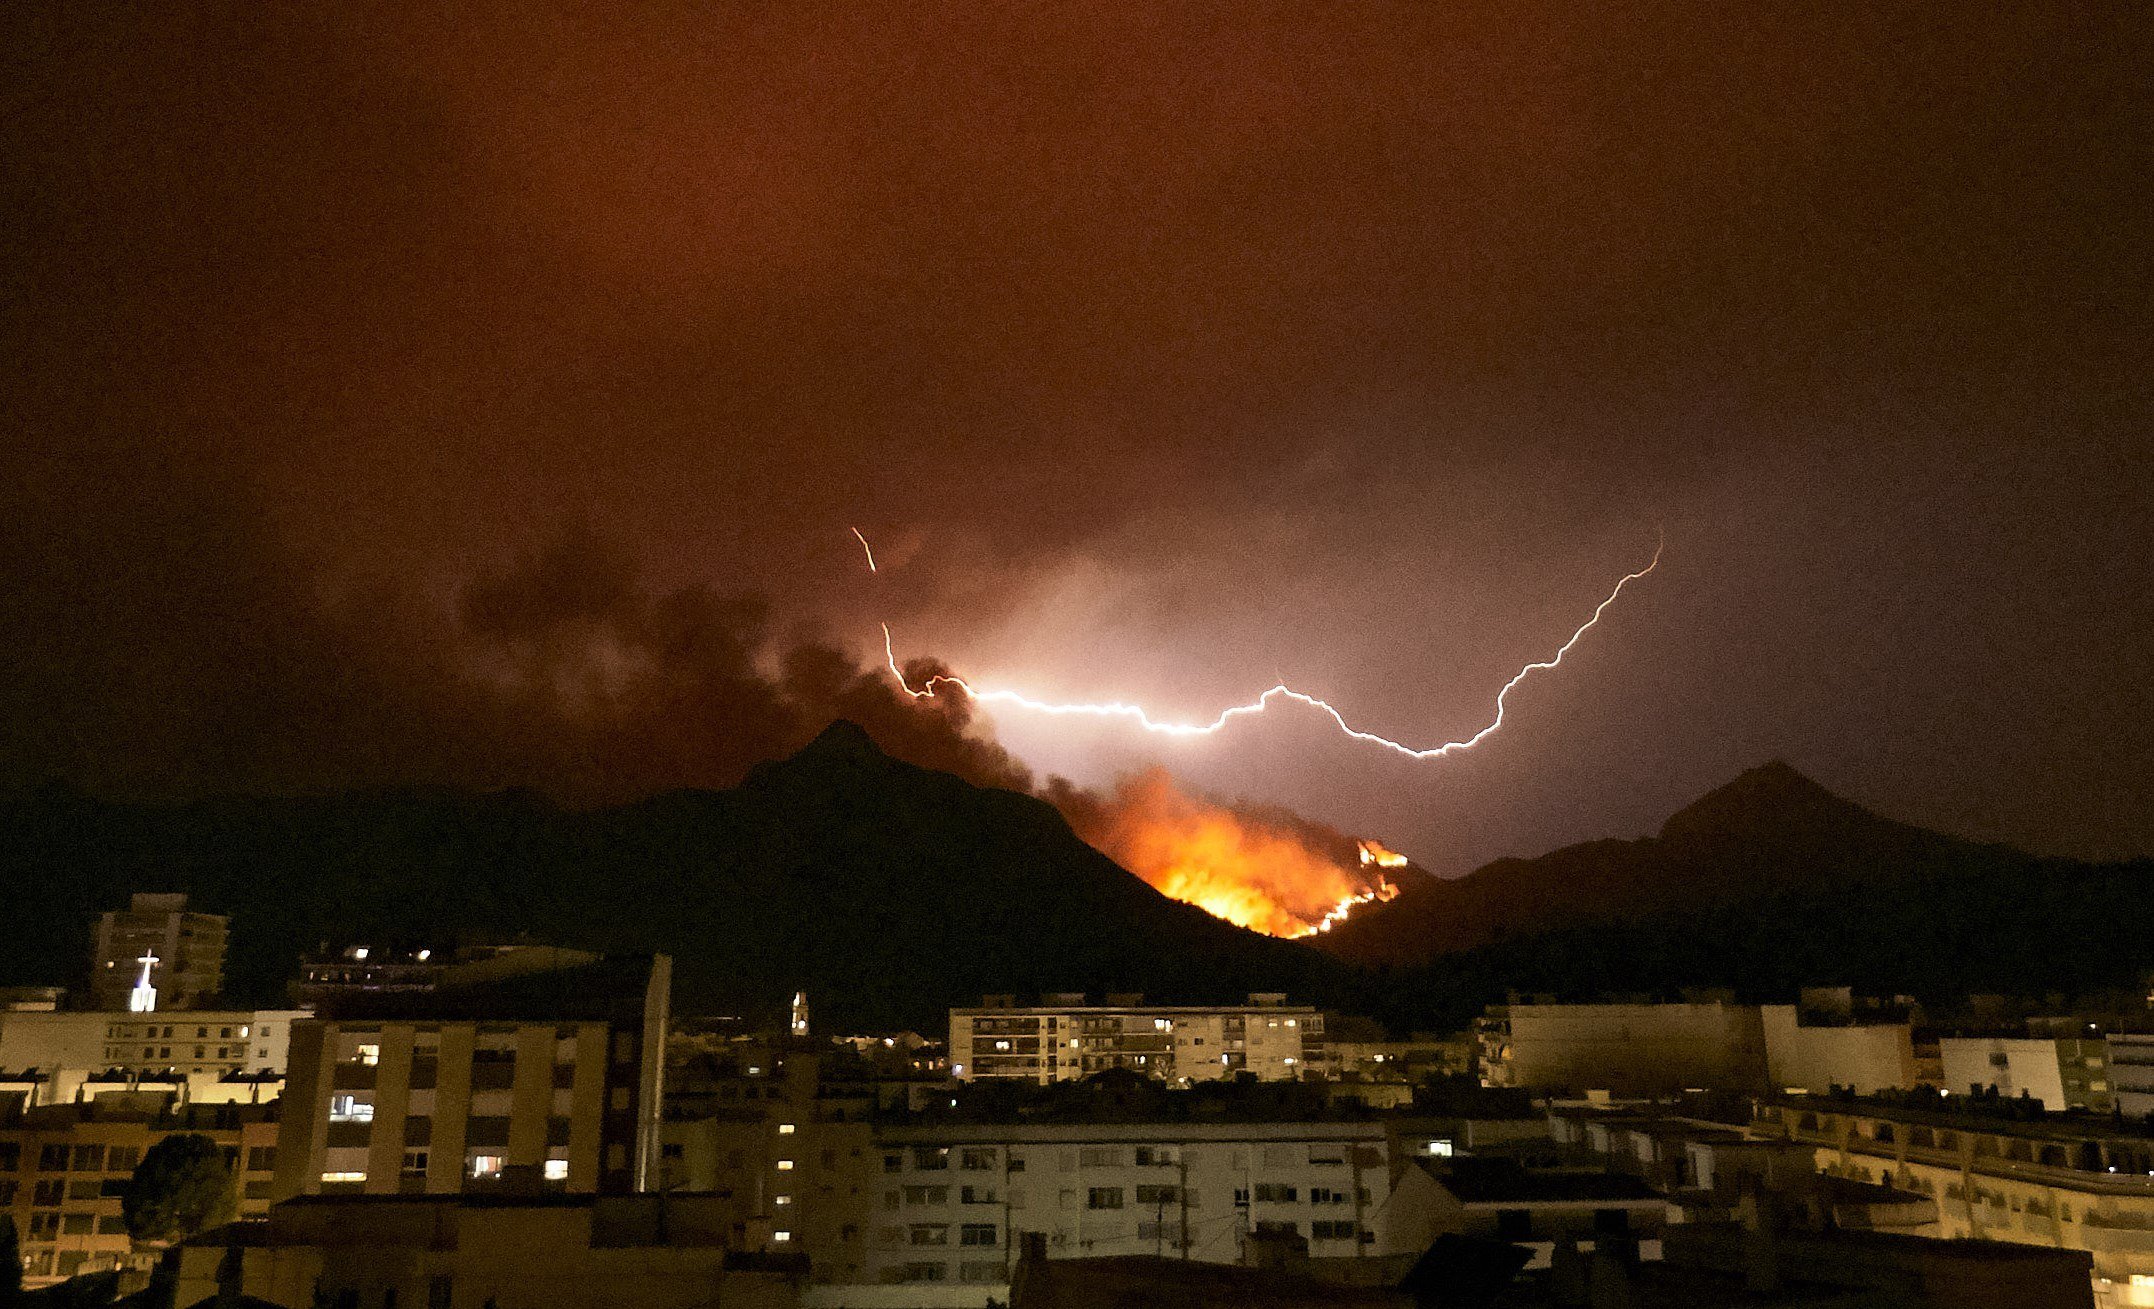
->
<box><xmin>1503</xmin><ymin>1005</ymin><xmax>1768</xmax><ymax>1095</ymax></box>
<box><xmin>1761</xmin><ymin>1006</ymin><xmax>1917</xmax><ymax>1094</ymax></box>
<box><xmin>1940</xmin><ymin>1039</ymin><xmax>2069</xmax><ymax>1110</ymax></box>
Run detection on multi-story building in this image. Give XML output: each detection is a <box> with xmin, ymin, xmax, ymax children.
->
<box><xmin>89</xmin><ymin>893</ymin><xmax>228</xmax><ymax>1011</ymax></box>
<box><xmin>1938</xmin><ymin>1034</ymin><xmax>2115</xmax><ymax>1112</ymax></box>
<box><xmin>1480</xmin><ymin>999</ymin><xmax>1917</xmax><ymax>1097</ymax></box>
<box><xmin>657</xmin><ymin>1046</ymin><xmax>879</xmax><ymax>1284</ymax></box>
<box><xmin>170</xmin><ymin>1194</ymin><xmax>800</xmax><ymax>1309</ymax></box>
<box><xmin>0</xmin><ymin>1093</ymin><xmax>279</xmax><ymax>1289</ymax></box>
<box><xmin>1756</xmin><ymin>1093</ymin><xmax>2154</xmax><ymax>1305</ymax></box>
<box><xmin>0</xmin><ymin>1007</ymin><xmax>305</xmax><ymax>1107</ymax></box>
<box><xmin>948</xmin><ymin>994</ymin><xmax>1325</xmax><ymax>1085</ymax></box>
<box><xmin>288</xmin><ymin>942</ymin><xmax>601</xmax><ymax>1010</ymax></box>
<box><xmin>2109</xmin><ymin>1032</ymin><xmax>2154</xmax><ymax>1120</ymax></box>
<box><xmin>271</xmin><ymin>954</ymin><xmax>670</xmax><ymax>1202</ymax></box>
<box><xmin>862</xmin><ymin>1119</ymin><xmax>1426</xmax><ymax>1294</ymax></box>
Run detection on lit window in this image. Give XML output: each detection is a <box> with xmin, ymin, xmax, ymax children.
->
<box><xmin>328</xmin><ymin>1094</ymin><xmax>374</xmax><ymax>1123</ymax></box>
<box><xmin>1283</xmin><ymin>1057</ymin><xmax>1296</xmax><ymax>1066</ymax></box>
<box><xmin>354</xmin><ymin>1043</ymin><xmax>380</xmax><ymax>1066</ymax></box>
<box><xmin>774</xmin><ymin>1194</ymin><xmax>793</xmax><ymax>1206</ymax></box>
<box><xmin>777</xmin><ymin>1123</ymin><xmax>796</xmax><ymax>1135</ymax></box>
<box><xmin>1427</xmin><ymin>1140</ymin><xmax>1454</xmax><ymax>1157</ymax></box>
<box><xmin>776</xmin><ymin>1160</ymin><xmax>795</xmax><ymax>1171</ymax></box>
<box><xmin>1285</xmin><ymin>1019</ymin><xmax>1297</xmax><ymax>1028</ymax></box>
<box><xmin>320</xmin><ymin>1171</ymin><xmax>366</xmax><ymax>1184</ymax></box>
<box><xmin>543</xmin><ymin>1159</ymin><xmax>569</xmax><ymax>1182</ymax></box>
<box><xmin>747</xmin><ymin>1066</ymin><xmax>761</xmax><ymax>1075</ymax></box>
<box><xmin>773</xmin><ymin>1231</ymin><xmax>793</xmax><ymax>1243</ymax></box>
<box><xmin>469</xmin><ymin>1155</ymin><xmax>504</xmax><ymax>1179</ymax></box>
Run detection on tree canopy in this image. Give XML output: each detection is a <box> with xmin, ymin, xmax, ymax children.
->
<box><xmin>122</xmin><ymin>1133</ymin><xmax>237</xmax><ymax>1245</ymax></box>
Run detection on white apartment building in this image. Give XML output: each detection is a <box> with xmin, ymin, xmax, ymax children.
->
<box><xmin>862</xmin><ymin>1120</ymin><xmax>1421</xmax><ymax>1293</ymax></box>
<box><xmin>1757</xmin><ymin>1095</ymin><xmax>2154</xmax><ymax>1308</ymax></box>
<box><xmin>948</xmin><ymin>994</ymin><xmax>1323</xmax><ymax>1085</ymax></box>
<box><xmin>0</xmin><ymin>1008</ymin><xmax>305</xmax><ymax>1105</ymax></box>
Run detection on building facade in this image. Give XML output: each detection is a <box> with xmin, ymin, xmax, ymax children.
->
<box><xmin>1482</xmin><ymin>1001</ymin><xmax>1917</xmax><ymax>1097</ymax></box>
<box><xmin>1756</xmin><ymin>1094</ymin><xmax>2154</xmax><ymax>1306</ymax></box>
<box><xmin>861</xmin><ymin>1120</ymin><xmax>1422</xmax><ymax>1291</ymax></box>
<box><xmin>0</xmin><ymin>1094</ymin><xmax>279</xmax><ymax>1289</ymax></box>
<box><xmin>272</xmin><ymin>955</ymin><xmax>670</xmax><ymax>1202</ymax></box>
<box><xmin>1938</xmin><ymin>1036</ymin><xmax>2115</xmax><ymax>1113</ymax></box>
<box><xmin>949</xmin><ymin>995</ymin><xmax>1325</xmax><ymax>1085</ymax></box>
<box><xmin>89</xmin><ymin>893</ymin><xmax>228</xmax><ymax>1012</ymax></box>
<box><xmin>0</xmin><ymin>1008</ymin><xmax>305</xmax><ymax>1107</ymax></box>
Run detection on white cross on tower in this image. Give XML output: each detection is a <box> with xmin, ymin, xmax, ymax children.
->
<box><xmin>129</xmin><ymin>951</ymin><xmax>160</xmax><ymax>1013</ymax></box>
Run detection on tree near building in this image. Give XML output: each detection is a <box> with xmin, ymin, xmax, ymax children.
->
<box><xmin>122</xmin><ymin>1134</ymin><xmax>238</xmax><ymax>1245</ymax></box>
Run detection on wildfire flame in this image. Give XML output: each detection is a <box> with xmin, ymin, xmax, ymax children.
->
<box><xmin>1056</xmin><ymin>769</ymin><xmax>1404</xmax><ymax>938</ymax></box>
<box><xmin>1356</xmin><ymin>839</ymin><xmax>1409</xmax><ymax>869</ymax></box>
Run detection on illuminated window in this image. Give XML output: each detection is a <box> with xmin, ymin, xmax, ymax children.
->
<box><xmin>776</xmin><ymin>1160</ymin><xmax>795</xmax><ymax>1171</ymax></box>
<box><xmin>354</xmin><ymin>1043</ymin><xmax>380</xmax><ymax>1066</ymax></box>
<box><xmin>774</xmin><ymin>1194</ymin><xmax>793</xmax><ymax>1205</ymax></box>
<box><xmin>328</xmin><ymin>1094</ymin><xmax>374</xmax><ymax>1123</ymax></box>
<box><xmin>773</xmin><ymin>1231</ymin><xmax>793</xmax><ymax>1243</ymax></box>
<box><xmin>468</xmin><ymin>1155</ymin><xmax>504</xmax><ymax>1179</ymax></box>
<box><xmin>543</xmin><ymin>1159</ymin><xmax>569</xmax><ymax>1182</ymax></box>
<box><xmin>320</xmin><ymin>1171</ymin><xmax>366</xmax><ymax>1184</ymax></box>
<box><xmin>777</xmin><ymin>1123</ymin><xmax>796</xmax><ymax>1135</ymax></box>
<box><xmin>1426</xmin><ymin>1140</ymin><xmax>1454</xmax><ymax>1157</ymax></box>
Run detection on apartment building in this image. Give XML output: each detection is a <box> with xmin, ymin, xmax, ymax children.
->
<box><xmin>861</xmin><ymin>1119</ymin><xmax>1423</xmax><ymax>1293</ymax></box>
<box><xmin>1756</xmin><ymin>1093</ymin><xmax>2154</xmax><ymax>1305</ymax></box>
<box><xmin>1480</xmin><ymin>999</ymin><xmax>1917</xmax><ymax>1096</ymax></box>
<box><xmin>89</xmin><ymin>893</ymin><xmax>228</xmax><ymax>1011</ymax></box>
<box><xmin>1939</xmin><ymin>1034</ymin><xmax>2114</xmax><ymax>1112</ymax></box>
<box><xmin>169</xmin><ymin>1194</ymin><xmax>801</xmax><ymax>1309</ymax></box>
<box><xmin>2109</xmin><ymin>1033</ymin><xmax>2154</xmax><ymax>1120</ymax></box>
<box><xmin>657</xmin><ymin>1047</ymin><xmax>879</xmax><ymax>1284</ymax></box>
<box><xmin>0</xmin><ymin>1093</ymin><xmax>279</xmax><ymax>1289</ymax></box>
<box><xmin>0</xmin><ymin>1007</ymin><xmax>305</xmax><ymax>1107</ymax></box>
<box><xmin>949</xmin><ymin>994</ymin><xmax>1325</xmax><ymax>1085</ymax></box>
<box><xmin>272</xmin><ymin>954</ymin><xmax>670</xmax><ymax>1201</ymax></box>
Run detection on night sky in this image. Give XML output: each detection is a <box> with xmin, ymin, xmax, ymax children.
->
<box><xmin>5</xmin><ymin>5</ymin><xmax>2149</xmax><ymax>879</ymax></box>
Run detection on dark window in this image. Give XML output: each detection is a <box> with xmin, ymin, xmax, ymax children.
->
<box><xmin>1593</xmin><ymin>1208</ymin><xmax>1632</xmax><ymax>1235</ymax></box>
<box><xmin>38</xmin><ymin>1144</ymin><xmax>67</xmax><ymax>1171</ymax></box>
<box><xmin>427</xmin><ymin>1276</ymin><xmax>452</xmax><ymax>1309</ymax></box>
<box><xmin>465</xmin><ymin>1117</ymin><xmax>512</xmax><ymax>1148</ymax></box>
<box><xmin>247</xmin><ymin>1146</ymin><xmax>275</xmax><ymax>1171</ymax></box>
<box><xmin>33</xmin><ymin>1179</ymin><xmax>63</xmax><ymax>1207</ymax></box>
<box><xmin>61</xmin><ymin>1213</ymin><xmax>93</xmax><ymax>1235</ymax></box>
<box><xmin>1495</xmin><ymin>1209</ymin><xmax>1532</xmax><ymax>1241</ymax></box>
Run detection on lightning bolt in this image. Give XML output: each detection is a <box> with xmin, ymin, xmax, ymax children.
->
<box><xmin>883</xmin><ymin>535</ymin><xmax>1662</xmax><ymax>761</ymax></box>
<box><xmin>850</xmin><ymin>526</ymin><xmax>878</xmax><ymax>573</ymax></box>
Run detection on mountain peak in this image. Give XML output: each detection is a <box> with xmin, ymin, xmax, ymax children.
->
<box><xmin>799</xmin><ymin>718</ymin><xmax>885</xmax><ymax>760</ymax></box>
<box><xmin>1657</xmin><ymin>759</ymin><xmax>1878</xmax><ymax>845</ymax></box>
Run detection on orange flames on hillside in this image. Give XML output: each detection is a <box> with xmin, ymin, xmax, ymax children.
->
<box><xmin>1049</xmin><ymin>769</ymin><xmax>1404</xmax><ymax>938</ymax></box>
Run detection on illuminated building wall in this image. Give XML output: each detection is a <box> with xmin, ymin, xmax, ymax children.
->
<box><xmin>948</xmin><ymin>995</ymin><xmax>1324</xmax><ymax>1085</ymax></box>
